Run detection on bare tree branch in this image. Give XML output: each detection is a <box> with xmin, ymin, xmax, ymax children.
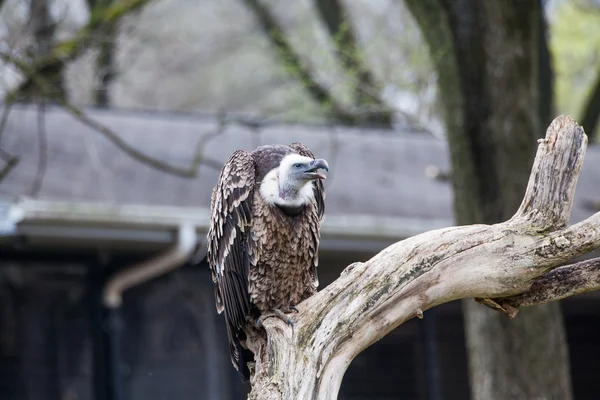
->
<box><xmin>245</xmin><ymin>115</ymin><xmax>600</xmax><ymax>399</ymax></box>
<box><xmin>313</xmin><ymin>0</ymin><xmax>392</xmax><ymax>126</ymax></box>
<box><xmin>1</xmin><ymin>51</ymin><xmax>224</xmax><ymax>178</ymax></box>
<box><xmin>7</xmin><ymin>0</ymin><xmax>153</xmax><ymax>101</ymax></box>
<box><xmin>0</xmin><ymin>104</ymin><xmax>19</xmax><ymax>185</ymax></box>
<box><xmin>60</xmin><ymin>100</ymin><xmax>224</xmax><ymax>176</ymax></box>
<box><xmin>24</xmin><ymin>0</ymin><xmax>66</xmax><ymax>100</ymax></box>
<box><xmin>477</xmin><ymin>258</ymin><xmax>600</xmax><ymax>318</ymax></box>
<box><xmin>240</xmin><ymin>0</ymin><xmax>358</xmax><ymax>124</ymax></box>
<box><xmin>0</xmin><ymin>149</ymin><xmax>19</xmax><ymax>184</ymax></box>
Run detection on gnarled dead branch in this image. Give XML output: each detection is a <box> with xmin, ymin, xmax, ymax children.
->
<box><xmin>244</xmin><ymin>115</ymin><xmax>600</xmax><ymax>399</ymax></box>
<box><xmin>478</xmin><ymin>258</ymin><xmax>600</xmax><ymax>318</ymax></box>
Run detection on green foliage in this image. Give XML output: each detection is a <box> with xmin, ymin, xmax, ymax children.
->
<box><xmin>549</xmin><ymin>0</ymin><xmax>600</xmax><ymax>138</ymax></box>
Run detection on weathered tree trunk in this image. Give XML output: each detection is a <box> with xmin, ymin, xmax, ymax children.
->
<box><xmin>405</xmin><ymin>1</ymin><xmax>572</xmax><ymax>398</ymax></box>
<box><xmin>244</xmin><ymin>116</ymin><xmax>599</xmax><ymax>399</ymax></box>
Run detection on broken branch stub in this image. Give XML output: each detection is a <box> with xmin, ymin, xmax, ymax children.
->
<box><xmin>511</xmin><ymin>115</ymin><xmax>587</xmax><ymax>231</ymax></box>
<box><xmin>245</xmin><ymin>115</ymin><xmax>600</xmax><ymax>400</ymax></box>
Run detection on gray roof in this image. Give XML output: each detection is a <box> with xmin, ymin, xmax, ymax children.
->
<box><xmin>1</xmin><ymin>105</ymin><xmax>598</xmax><ymax>228</ymax></box>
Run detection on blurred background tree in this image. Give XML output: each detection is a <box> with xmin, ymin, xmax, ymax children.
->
<box><xmin>1</xmin><ymin>0</ymin><xmax>599</xmax><ymax>140</ymax></box>
<box><xmin>550</xmin><ymin>0</ymin><xmax>600</xmax><ymax>139</ymax></box>
<box><xmin>1</xmin><ymin>0</ymin><xmax>600</xmax><ymax>399</ymax></box>
<box><xmin>405</xmin><ymin>1</ymin><xmax>570</xmax><ymax>399</ymax></box>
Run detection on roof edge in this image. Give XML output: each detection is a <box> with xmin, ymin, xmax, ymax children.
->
<box><xmin>2</xmin><ymin>199</ymin><xmax>454</xmax><ymax>252</ymax></box>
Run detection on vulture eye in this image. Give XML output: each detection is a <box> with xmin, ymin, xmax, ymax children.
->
<box><xmin>293</xmin><ymin>163</ymin><xmax>303</xmax><ymax>168</ymax></box>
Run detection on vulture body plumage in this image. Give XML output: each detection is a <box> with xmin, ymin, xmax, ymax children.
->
<box><xmin>207</xmin><ymin>142</ymin><xmax>328</xmax><ymax>380</ymax></box>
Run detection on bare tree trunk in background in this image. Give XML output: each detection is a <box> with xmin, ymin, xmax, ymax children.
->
<box><xmin>405</xmin><ymin>0</ymin><xmax>572</xmax><ymax>399</ymax></box>
<box><xmin>313</xmin><ymin>0</ymin><xmax>392</xmax><ymax>126</ymax></box>
<box><xmin>581</xmin><ymin>65</ymin><xmax>600</xmax><ymax>142</ymax></box>
<box><xmin>87</xmin><ymin>0</ymin><xmax>118</xmax><ymax>107</ymax></box>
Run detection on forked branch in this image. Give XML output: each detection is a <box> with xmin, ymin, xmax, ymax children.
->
<box><xmin>244</xmin><ymin>115</ymin><xmax>600</xmax><ymax>400</ymax></box>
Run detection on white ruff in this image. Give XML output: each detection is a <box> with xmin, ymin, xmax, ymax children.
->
<box><xmin>259</xmin><ymin>168</ymin><xmax>315</xmax><ymax>207</ymax></box>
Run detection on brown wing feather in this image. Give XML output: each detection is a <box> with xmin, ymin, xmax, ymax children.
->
<box><xmin>289</xmin><ymin>142</ymin><xmax>325</xmax><ymax>287</ymax></box>
<box><xmin>207</xmin><ymin>150</ymin><xmax>256</xmax><ymax>378</ymax></box>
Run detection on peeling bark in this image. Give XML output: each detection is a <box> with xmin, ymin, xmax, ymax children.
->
<box><xmin>244</xmin><ymin>116</ymin><xmax>598</xmax><ymax>399</ymax></box>
<box><xmin>481</xmin><ymin>258</ymin><xmax>600</xmax><ymax>317</ymax></box>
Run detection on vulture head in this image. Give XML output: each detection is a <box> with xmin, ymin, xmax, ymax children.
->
<box><xmin>260</xmin><ymin>153</ymin><xmax>329</xmax><ymax>208</ymax></box>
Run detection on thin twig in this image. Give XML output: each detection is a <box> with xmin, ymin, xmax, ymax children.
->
<box><xmin>188</xmin><ymin>109</ymin><xmax>228</xmax><ymax>172</ymax></box>
<box><xmin>60</xmin><ymin>100</ymin><xmax>223</xmax><ymax>176</ymax></box>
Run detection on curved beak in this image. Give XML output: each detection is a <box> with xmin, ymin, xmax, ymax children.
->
<box><xmin>303</xmin><ymin>158</ymin><xmax>329</xmax><ymax>180</ymax></box>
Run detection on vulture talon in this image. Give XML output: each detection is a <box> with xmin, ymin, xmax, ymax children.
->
<box><xmin>259</xmin><ymin>309</ymin><xmax>295</xmax><ymax>327</ymax></box>
<box><xmin>288</xmin><ymin>305</ymin><xmax>299</xmax><ymax>313</ymax></box>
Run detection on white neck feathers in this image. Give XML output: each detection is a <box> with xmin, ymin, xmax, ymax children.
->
<box><xmin>259</xmin><ymin>169</ymin><xmax>315</xmax><ymax>208</ymax></box>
